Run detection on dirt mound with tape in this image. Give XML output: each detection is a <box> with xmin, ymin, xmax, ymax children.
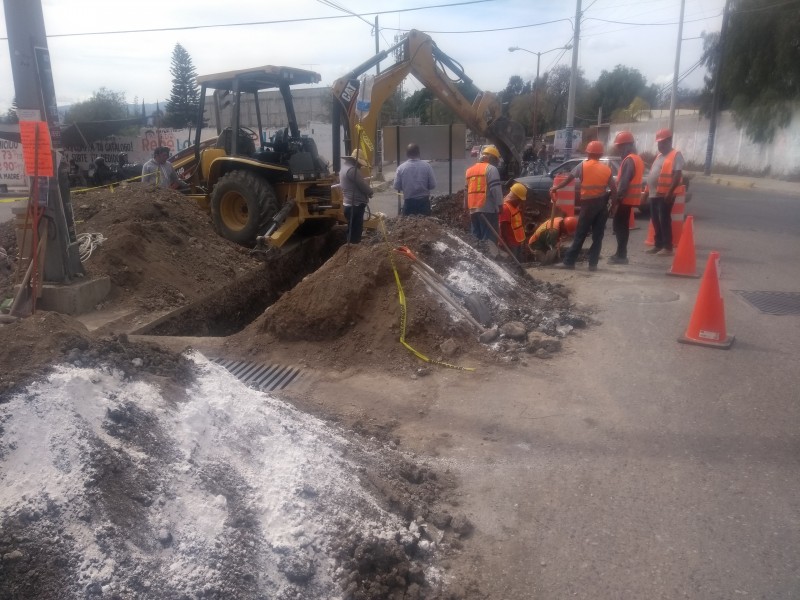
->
<box><xmin>228</xmin><ymin>217</ymin><xmax>586</xmax><ymax>373</ymax></box>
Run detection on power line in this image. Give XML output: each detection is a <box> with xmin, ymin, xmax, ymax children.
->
<box><xmin>584</xmin><ymin>12</ymin><xmax>722</xmax><ymax>27</ymax></box>
<box><xmin>0</xmin><ymin>0</ymin><xmax>496</xmax><ymax>40</ymax></box>
<box><xmin>381</xmin><ymin>19</ymin><xmax>573</xmax><ymax>34</ymax></box>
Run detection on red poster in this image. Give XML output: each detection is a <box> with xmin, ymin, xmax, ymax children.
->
<box><xmin>19</xmin><ymin>120</ymin><xmax>54</xmax><ymax>177</ymax></box>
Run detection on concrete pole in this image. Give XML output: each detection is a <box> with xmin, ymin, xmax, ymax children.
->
<box><xmin>4</xmin><ymin>0</ymin><xmax>83</xmax><ymax>282</ymax></box>
<box><xmin>704</xmin><ymin>0</ymin><xmax>731</xmax><ymax>176</ymax></box>
<box><xmin>565</xmin><ymin>0</ymin><xmax>582</xmax><ymax>160</ymax></box>
<box><xmin>668</xmin><ymin>0</ymin><xmax>686</xmax><ymax>134</ymax></box>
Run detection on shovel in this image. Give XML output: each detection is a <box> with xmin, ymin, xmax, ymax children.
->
<box><xmin>478</xmin><ymin>213</ymin><xmax>536</xmax><ymax>281</ymax></box>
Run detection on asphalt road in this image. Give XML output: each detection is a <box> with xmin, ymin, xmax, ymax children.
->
<box><xmin>460</xmin><ymin>179</ymin><xmax>800</xmax><ymax>598</ymax></box>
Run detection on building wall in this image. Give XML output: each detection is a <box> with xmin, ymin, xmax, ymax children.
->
<box><xmin>382</xmin><ymin>124</ymin><xmax>467</xmax><ymax>162</ymax></box>
<box><xmin>611</xmin><ymin>109</ymin><xmax>800</xmax><ymax>177</ymax></box>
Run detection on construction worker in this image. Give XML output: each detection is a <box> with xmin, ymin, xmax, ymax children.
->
<box><xmin>465</xmin><ymin>145</ymin><xmax>503</xmax><ymax>242</ymax></box>
<box><xmin>550</xmin><ymin>140</ymin><xmax>617</xmax><ymax>271</ymax></box>
<box><xmin>645</xmin><ymin>128</ymin><xmax>684</xmax><ymax>256</ymax></box>
<box><xmin>608</xmin><ymin>131</ymin><xmax>645</xmax><ymax>264</ymax></box>
<box><xmin>498</xmin><ymin>183</ymin><xmax>527</xmax><ymax>259</ymax></box>
<box><xmin>394</xmin><ymin>143</ymin><xmax>436</xmax><ymax>216</ymax></box>
<box><xmin>528</xmin><ymin>216</ymin><xmax>578</xmax><ymax>264</ymax></box>
<box><xmin>340</xmin><ymin>149</ymin><xmax>373</xmax><ymax>243</ymax></box>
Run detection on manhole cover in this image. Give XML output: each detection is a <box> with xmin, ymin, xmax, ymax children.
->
<box><xmin>733</xmin><ymin>290</ymin><xmax>800</xmax><ymax>315</ymax></box>
<box><xmin>608</xmin><ymin>286</ymin><xmax>680</xmax><ymax>304</ymax></box>
<box><xmin>212</xmin><ymin>359</ymin><xmax>302</xmax><ymax>392</ymax></box>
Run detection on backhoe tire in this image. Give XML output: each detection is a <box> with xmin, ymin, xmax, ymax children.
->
<box><xmin>210</xmin><ymin>171</ymin><xmax>278</xmax><ymax>246</ymax></box>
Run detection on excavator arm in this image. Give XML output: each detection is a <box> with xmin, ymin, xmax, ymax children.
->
<box><xmin>331</xmin><ymin>30</ymin><xmax>525</xmax><ymax>179</ymax></box>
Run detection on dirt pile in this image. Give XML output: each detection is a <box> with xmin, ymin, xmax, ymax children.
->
<box><xmin>229</xmin><ymin>217</ymin><xmax>586</xmax><ymax>373</ymax></box>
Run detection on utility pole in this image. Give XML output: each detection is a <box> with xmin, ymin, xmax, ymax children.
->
<box><xmin>565</xmin><ymin>0</ymin><xmax>582</xmax><ymax>160</ymax></box>
<box><xmin>374</xmin><ymin>15</ymin><xmax>382</xmax><ymax>176</ymax></box>
<box><xmin>4</xmin><ymin>0</ymin><xmax>83</xmax><ymax>283</ymax></box>
<box><xmin>668</xmin><ymin>0</ymin><xmax>686</xmax><ymax>133</ymax></box>
<box><xmin>704</xmin><ymin>0</ymin><xmax>731</xmax><ymax>176</ymax></box>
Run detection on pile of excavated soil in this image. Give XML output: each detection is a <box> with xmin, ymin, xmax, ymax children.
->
<box><xmin>227</xmin><ymin>217</ymin><xmax>586</xmax><ymax>374</ymax></box>
<box><xmin>71</xmin><ymin>185</ymin><xmax>262</xmax><ymax>312</ymax></box>
<box><xmin>0</xmin><ymin>186</ymin><xmax>263</xmax><ymax>314</ymax></box>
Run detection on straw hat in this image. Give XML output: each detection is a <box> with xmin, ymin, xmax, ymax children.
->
<box><xmin>343</xmin><ymin>149</ymin><xmax>369</xmax><ymax>167</ymax></box>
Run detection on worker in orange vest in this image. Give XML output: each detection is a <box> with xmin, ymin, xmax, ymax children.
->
<box><xmin>527</xmin><ymin>216</ymin><xmax>578</xmax><ymax>264</ymax></box>
<box><xmin>465</xmin><ymin>145</ymin><xmax>503</xmax><ymax>241</ymax></box>
<box><xmin>645</xmin><ymin>128</ymin><xmax>684</xmax><ymax>256</ymax></box>
<box><xmin>549</xmin><ymin>141</ymin><xmax>617</xmax><ymax>271</ymax></box>
<box><xmin>498</xmin><ymin>182</ymin><xmax>527</xmax><ymax>259</ymax></box>
<box><xmin>608</xmin><ymin>131</ymin><xmax>645</xmax><ymax>265</ymax></box>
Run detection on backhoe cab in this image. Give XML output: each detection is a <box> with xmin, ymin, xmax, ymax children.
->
<box><xmin>189</xmin><ymin>66</ymin><xmax>340</xmax><ymax>247</ymax></box>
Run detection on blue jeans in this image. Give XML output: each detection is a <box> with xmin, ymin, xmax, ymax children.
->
<box><xmin>650</xmin><ymin>197</ymin><xmax>673</xmax><ymax>250</ymax></box>
<box><xmin>344</xmin><ymin>204</ymin><xmax>366</xmax><ymax>243</ymax></box>
<box><xmin>470</xmin><ymin>211</ymin><xmax>498</xmax><ymax>242</ymax></box>
<box><xmin>402</xmin><ymin>196</ymin><xmax>431</xmax><ymax>216</ymax></box>
<box><xmin>562</xmin><ymin>198</ymin><xmax>608</xmax><ymax>266</ymax></box>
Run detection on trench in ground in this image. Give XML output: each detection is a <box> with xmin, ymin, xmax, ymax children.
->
<box><xmin>137</xmin><ymin>228</ymin><xmax>346</xmax><ymax>337</ymax></box>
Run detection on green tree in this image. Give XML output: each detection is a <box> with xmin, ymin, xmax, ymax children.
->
<box><xmin>64</xmin><ymin>88</ymin><xmax>127</xmax><ymax>123</ymax></box>
<box><xmin>0</xmin><ymin>97</ymin><xmax>18</xmax><ymax>124</ymax></box>
<box><xmin>701</xmin><ymin>0</ymin><xmax>800</xmax><ymax>142</ymax></box>
<box><xmin>590</xmin><ymin>65</ymin><xmax>652</xmax><ymax>120</ymax></box>
<box><xmin>164</xmin><ymin>43</ymin><xmax>199</xmax><ymax>128</ymax></box>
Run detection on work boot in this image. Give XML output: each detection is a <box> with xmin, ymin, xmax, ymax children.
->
<box><xmin>644</xmin><ymin>247</ymin><xmax>661</xmax><ymax>254</ymax></box>
<box><xmin>608</xmin><ymin>255</ymin><xmax>629</xmax><ymax>264</ymax></box>
<box><xmin>588</xmin><ymin>264</ymin><xmax>598</xmax><ymax>272</ymax></box>
<box><xmin>552</xmin><ymin>262</ymin><xmax>575</xmax><ymax>270</ymax></box>
<box><xmin>655</xmin><ymin>248</ymin><xmax>674</xmax><ymax>256</ymax></box>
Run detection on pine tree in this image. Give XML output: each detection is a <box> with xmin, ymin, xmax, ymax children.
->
<box><xmin>164</xmin><ymin>44</ymin><xmax>199</xmax><ymax>129</ymax></box>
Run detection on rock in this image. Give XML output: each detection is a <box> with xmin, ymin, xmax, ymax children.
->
<box><xmin>3</xmin><ymin>550</ymin><xmax>23</xmax><ymax>561</ymax></box>
<box><xmin>450</xmin><ymin>513</ymin><xmax>474</xmax><ymax>537</ymax></box>
<box><xmin>527</xmin><ymin>331</ymin><xmax>562</xmax><ymax>353</ymax></box>
<box><xmin>500</xmin><ymin>321</ymin><xmax>527</xmax><ymax>340</ymax></box>
<box><xmin>535</xmin><ymin>348</ymin><xmax>551</xmax><ymax>359</ymax></box>
<box><xmin>422</xmin><ymin>522</ymin><xmax>445</xmax><ymax>544</ymax></box>
<box><xmin>157</xmin><ymin>529</ymin><xmax>173</xmax><ymax>547</ymax></box>
<box><xmin>479</xmin><ymin>327</ymin><xmax>499</xmax><ymax>344</ymax></box>
<box><xmin>562</xmin><ymin>314</ymin><xmax>587</xmax><ymax>328</ymax></box>
<box><xmin>555</xmin><ymin>324</ymin><xmax>573</xmax><ymax>337</ymax></box>
<box><xmin>131</xmin><ymin>357</ymin><xmax>143</xmax><ymax>367</ymax></box>
<box><xmin>439</xmin><ymin>338</ymin><xmax>460</xmax><ymax>357</ymax></box>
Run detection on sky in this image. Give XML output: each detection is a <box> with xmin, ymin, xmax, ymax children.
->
<box><xmin>0</xmin><ymin>0</ymin><xmax>725</xmax><ymax>113</ymax></box>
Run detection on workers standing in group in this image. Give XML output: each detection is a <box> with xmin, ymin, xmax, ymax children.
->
<box><xmin>498</xmin><ymin>183</ymin><xmax>528</xmax><ymax>259</ymax></box>
<box><xmin>340</xmin><ymin>149</ymin><xmax>373</xmax><ymax>244</ymax></box>
<box><xmin>608</xmin><ymin>131</ymin><xmax>645</xmax><ymax>265</ymax></box>
<box><xmin>393</xmin><ymin>143</ymin><xmax>437</xmax><ymax>216</ymax></box>
<box><xmin>550</xmin><ymin>141</ymin><xmax>617</xmax><ymax>271</ymax></box>
<box><xmin>465</xmin><ymin>145</ymin><xmax>503</xmax><ymax>241</ymax></box>
<box><xmin>645</xmin><ymin>128</ymin><xmax>684</xmax><ymax>256</ymax></box>
<box><xmin>528</xmin><ymin>216</ymin><xmax>578</xmax><ymax>264</ymax></box>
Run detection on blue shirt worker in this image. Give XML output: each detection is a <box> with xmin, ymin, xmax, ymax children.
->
<box><xmin>394</xmin><ymin>143</ymin><xmax>436</xmax><ymax>216</ymax></box>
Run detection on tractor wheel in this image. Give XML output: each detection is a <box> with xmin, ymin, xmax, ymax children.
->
<box><xmin>210</xmin><ymin>171</ymin><xmax>278</xmax><ymax>245</ymax></box>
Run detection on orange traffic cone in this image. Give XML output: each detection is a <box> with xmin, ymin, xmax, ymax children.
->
<box><xmin>678</xmin><ymin>251</ymin><xmax>734</xmax><ymax>349</ymax></box>
<box><xmin>628</xmin><ymin>208</ymin><xmax>639</xmax><ymax>230</ymax></box>
<box><xmin>644</xmin><ymin>220</ymin><xmax>655</xmax><ymax>246</ymax></box>
<box><xmin>667</xmin><ymin>215</ymin><xmax>699</xmax><ymax>278</ymax></box>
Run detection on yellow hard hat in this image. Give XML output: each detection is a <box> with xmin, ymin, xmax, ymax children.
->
<box><xmin>510</xmin><ymin>182</ymin><xmax>527</xmax><ymax>201</ymax></box>
<box><xmin>481</xmin><ymin>145</ymin><xmax>501</xmax><ymax>159</ymax></box>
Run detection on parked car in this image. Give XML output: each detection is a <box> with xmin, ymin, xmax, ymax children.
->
<box><xmin>513</xmin><ymin>155</ymin><xmax>621</xmax><ymax>203</ymax></box>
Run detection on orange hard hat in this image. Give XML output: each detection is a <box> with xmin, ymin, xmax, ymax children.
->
<box><xmin>655</xmin><ymin>128</ymin><xmax>673</xmax><ymax>142</ymax></box>
<box><xmin>563</xmin><ymin>216</ymin><xmax>578</xmax><ymax>234</ymax></box>
<box><xmin>613</xmin><ymin>131</ymin><xmax>634</xmax><ymax>145</ymax></box>
<box><xmin>510</xmin><ymin>182</ymin><xmax>527</xmax><ymax>201</ymax></box>
<box><xmin>586</xmin><ymin>140</ymin><xmax>604</xmax><ymax>156</ymax></box>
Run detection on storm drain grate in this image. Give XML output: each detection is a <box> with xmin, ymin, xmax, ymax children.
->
<box><xmin>211</xmin><ymin>358</ymin><xmax>302</xmax><ymax>392</ymax></box>
<box><xmin>733</xmin><ymin>291</ymin><xmax>800</xmax><ymax>315</ymax></box>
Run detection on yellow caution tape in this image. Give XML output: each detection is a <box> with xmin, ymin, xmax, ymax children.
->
<box><xmin>0</xmin><ymin>197</ymin><xmax>26</xmax><ymax>203</ymax></box>
<box><xmin>379</xmin><ymin>218</ymin><xmax>475</xmax><ymax>372</ymax></box>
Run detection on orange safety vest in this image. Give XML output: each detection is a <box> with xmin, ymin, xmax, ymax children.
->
<box><xmin>579</xmin><ymin>159</ymin><xmax>612</xmax><ymax>200</ymax></box>
<box><xmin>529</xmin><ymin>217</ymin><xmax>563</xmax><ymax>245</ymax></box>
<box><xmin>501</xmin><ymin>199</ymin><xmax>525</xmax><ymax>244</ymax></box>
<box><xmin>466</xmin><ymin>162</ymin><xmax>491</xmax><ymax>210</ymax></box>
<box><xmin>655</xmin><ymin>149</ymin><xmax>683</xmax><ymax>196</ymax></box>
<box><xmin>617</xmin><ymin>153</ymin><xmax>644</xmax><ymax>206</ymax></box>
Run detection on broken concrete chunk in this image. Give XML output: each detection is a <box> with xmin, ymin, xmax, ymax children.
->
<box><xmin>500</xmin><ymin>321</ymin><xmax>527</xmax><ymax>340</ymax></box>
<box><xmin>478</xmin><ymin>327</ymin><xmax>499</xmax><ymax>344</ymax></box>
<box><xmin>439</xmin><ymin>338</ymin><xmax>460</xmax><ymax>357</ymax></box>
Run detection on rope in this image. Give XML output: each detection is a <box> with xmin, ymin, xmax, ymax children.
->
<box><xmin>77</xmin><ymin>232</ymin><xmax>106</xmax><ymax>262</ymax></box>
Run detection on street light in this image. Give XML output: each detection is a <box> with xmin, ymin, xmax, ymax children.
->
<box><xmin>509</xmin><ymin>44</ymin><xmax>572</xmax><ymax>148</ymax></box>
